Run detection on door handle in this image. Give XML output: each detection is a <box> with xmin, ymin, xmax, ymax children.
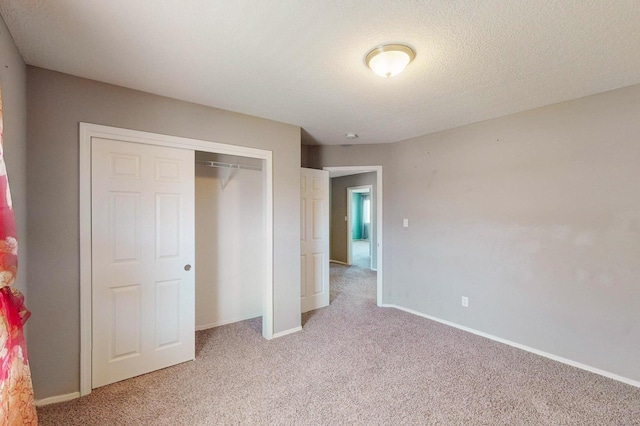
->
<box><xmin>184</xmin><ymin>264</ymin><xmax>192</xmax><ymax>271</ymax></box>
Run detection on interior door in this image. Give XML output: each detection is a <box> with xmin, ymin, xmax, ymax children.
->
<box><xmin>91</xmin><ymin>137</ymin><xmax>195</xmax><ymax>388</ymax></box>
<box><xmin>300</xmin><ymin>168</ymin><xmax>329</xmax><ymax>313</ymax></box>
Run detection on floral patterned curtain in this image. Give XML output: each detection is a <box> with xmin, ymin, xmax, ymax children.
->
<box><xmin>0</xmin><ymin>86</ymin><xmax>37</xmax><ymax>424</ymax></box>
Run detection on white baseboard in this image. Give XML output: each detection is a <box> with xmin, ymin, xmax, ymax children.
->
<box><xmin>382</xmin><ymin>304</ymin><xmax>640</xmax><ymax>389</ymax></box>
<box><xmin>35</xmin><ymin>392</ymin><xmax>80</xmax><ymax>407</ymax></box>
<box><xmin>195</xmin><ymin>313</ymin><xmax>262</xmax><ymax>331</ymax></box>
<box><xmin>273</xmin><ymin>326</ymin><xmax>302</xmax><ymax>339</ymax></box>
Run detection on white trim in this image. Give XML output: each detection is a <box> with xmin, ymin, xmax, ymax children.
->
<box><xmin>79</xmin><ymin>123</ymin><xmax>275</xmax><ymax>397</ymax></box>
<box><xmin>324</xmin><ymin>166</ymin><xmax>383</xmax><ymax>306</ymax></box>
<box><xmin>382</xmin><ymin>304</ymin><xmax>640</xmax><ymax>389</ymax></box>
<box><xmin>79</xmin><ymin>124</ymin><xmax>92</xmax><ymax>397</ymax></box>
<box><xmin>329</xmin><ymin>259</ymin><xmax>349</xmax><ymax>265</ymax></box>
<box><xmin>195</xmin><ymin>313</ymin><xmax>262</xmax><ymax>331</ymax></box>
<box><xmin>35</xmin><ymin>392</ymin><xmax>81</xmax><ymax>407</ymax></box>
<box><xmin>347</xmin><ymin>187</ymin><xmax>352</xmax><ymax>265</ymax></box>
<box><xmin>262</xmin><ymin>148</ymin><xmax>274</xmax><ymax>341</ymax></box>
<box><xmin>272</xmin><ymin>326</ymin><xmax>302</xmax><ymax>338</ymax></box>
<box><xmin>347</xmin><ymin>185</ymin><xmax>372</xmax><ymax>268</ymax></box>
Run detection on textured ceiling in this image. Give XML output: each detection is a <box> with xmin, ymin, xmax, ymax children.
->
<box><xmin>1</xmin><ymin>1</ymin><xmax>640</xmax><ymax>145</ymax></box>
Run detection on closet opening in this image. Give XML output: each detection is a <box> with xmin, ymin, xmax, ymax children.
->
<box><xmin>194</xmin><ymin>151</ymin><xmax>266</xmax><ymax>333</ymax></box>
<box><xmin>80</xmin><ymin>123</ymin><xmax>275</xmax><ymax>395</ymax></box>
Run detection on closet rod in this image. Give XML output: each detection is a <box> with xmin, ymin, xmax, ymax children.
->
<box><xmin>196</xmin><ymin>160</ymin><xmax>261</xmax><ymax>171</ymax></box>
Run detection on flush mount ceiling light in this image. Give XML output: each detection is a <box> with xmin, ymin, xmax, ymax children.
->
<box><xmin>365</xmin><ymin>43</ymin><xmax>416</xmax><ymax>78</ymax></box>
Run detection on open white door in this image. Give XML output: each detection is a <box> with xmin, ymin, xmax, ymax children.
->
<box><xmin>300</xmin><ymin>168</ymin><xmax>330</xmax><ymax>313</ymax></box>
<box><xmin>91</xmin><ymin>137</ymin><xmax>195</xmax><ymax>388</ymax></box>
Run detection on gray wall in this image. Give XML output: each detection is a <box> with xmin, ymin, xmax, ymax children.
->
<box><xmin>26</xmin><ymin>67</ymin><xmax>301</xmax><ymax>399</ymax></box>
<box><xmin>0</xmin><ymin>15</ymin><xmax>27</xmax><ymax>297</ymax></box>
<box><xmin>330</xmin><ymin>173</ymin><xmax>377</xmax><ymax>268</ymax></box>
<box><xmin>315</xmin><ymin>84</ymin><xmax>640</xmax><ymax>382</ymax></box>
<box><xmin>301</xmin><ymin>144</ymin><xmax>312</xmax><ymax>168</ymax></box>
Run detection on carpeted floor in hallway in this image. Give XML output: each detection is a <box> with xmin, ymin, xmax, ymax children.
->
<box><xmin>37</xmin><ymin>264</ymin><xmax>640</xmax><ymax>425</ymax></box>
<box><xmin>351</xmin><ymin>240</ymin><xmax>372</xmax><ymax>269</ymax></box>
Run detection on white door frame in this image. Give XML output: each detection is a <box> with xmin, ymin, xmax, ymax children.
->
<box><xmin>346</xmin><ymin>185</ymin><xmax>372</xmax><ymax>268</ymax></box>
<box><xmin>79</xmin><ymin>123</ymin><xmax>274</xmax><ymax>396</ymax></box>
<box><xmin>323</xmin><ymin>166</ymin><xmax>383</xmax><ymax>306</ymax></box>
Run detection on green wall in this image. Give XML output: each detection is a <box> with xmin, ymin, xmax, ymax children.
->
<box><xmin>351</xmin><ymin>193</ymin><xmax>362</xmax><ymax>240</ymax></box>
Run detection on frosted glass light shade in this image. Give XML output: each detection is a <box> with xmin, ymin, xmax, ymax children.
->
<box><xmin>365</xmin><ymin>44</ymin><xmax>416</xmax><ymax>78</ymax></box>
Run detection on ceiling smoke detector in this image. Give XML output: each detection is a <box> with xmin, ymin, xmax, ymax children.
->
<box><xmin>345</xmin><ymin>133</ymin><xmax>358</xmax><ymax>139</ymax></box>
<box><xmin>365</xmin><ymin>43</ymin><xmax>416</xmax><ymax>77</ymax></box>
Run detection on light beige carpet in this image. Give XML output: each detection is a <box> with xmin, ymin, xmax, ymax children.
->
<box><xmin>351</xmin><ymin>240</ymin><xmax>372</xmax><ymax>269</ymax></box>
<box><xmin>38</xmin><ymin>264</ymin><xmax>640</xmax><ymax>425</ymax></box>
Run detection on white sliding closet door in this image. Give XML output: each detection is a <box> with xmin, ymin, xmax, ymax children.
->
<box><xmin>91</xmin><ymin>137</ymin><xmax>195</xmax><ymax>388</ymax></box>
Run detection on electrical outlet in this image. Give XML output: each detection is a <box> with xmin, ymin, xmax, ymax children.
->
<box><xmin>403</xmin><ymin>218</ymin><xmax>409</xmax><ymax>227</ymax></box>
<box><xmin>461</xmin><ymin>296</ymin><xmax>469</xmax><ymax>307</ymax></box>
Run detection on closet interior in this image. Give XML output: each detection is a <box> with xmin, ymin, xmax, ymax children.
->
<box><xmin>194</xmin><ymin>151</ymin><xmax>265</xmax><ymax>330</ymax></box>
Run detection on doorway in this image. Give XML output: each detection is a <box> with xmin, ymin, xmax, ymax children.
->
<box><xmin>323</xmin><ymin>166</ymin><xmax>383</xmax><ymax>306</ymax></box>
<box><xmin>347</xmin><ymin>185</ymin><xmax>372</xmax><ymax>269</ymax></box>
<box><xmin>79</xmin><ymin>123</ymin><xmax>274</xmax><ymax>396</ymax></box>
